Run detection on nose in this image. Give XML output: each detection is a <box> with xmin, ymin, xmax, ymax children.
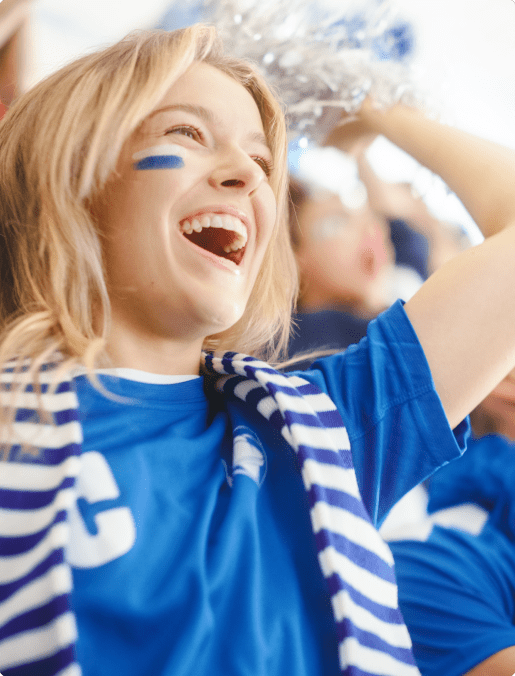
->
<box><xmin>361</xmin><ymin>210</ymin><xmax>387</xmax><ymax>243</ymax></box>
<box><xmin>361</xmin><ymin>212</ymin><xmax>394</xmax><ymax>266</ymax></box>
<box><xmin>209</xmin><ymin>146</ymin><xmax>266</xmax><ymax>196</ymax></box>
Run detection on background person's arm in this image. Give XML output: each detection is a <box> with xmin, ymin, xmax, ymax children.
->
<box><xmin>328</xmin><ymin>102</ymin><xmax>515</xmax><ymax>429</ymax></box>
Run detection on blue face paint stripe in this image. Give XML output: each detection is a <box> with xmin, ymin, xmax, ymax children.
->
<box><xmin>133</xmin><ymin>155</ymin><xmax>185</xmax><ymax>170</ymax></box>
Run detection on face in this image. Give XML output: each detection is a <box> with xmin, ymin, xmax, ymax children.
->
<box><xmin>97</xmin><ymin>62</ymin><xmax>277</xmax><ymax>348</ymax></box>
<box><xmin>296</xmin><ymin>193</ymin><xmax>394</xmax><ymax>312</ymax></box>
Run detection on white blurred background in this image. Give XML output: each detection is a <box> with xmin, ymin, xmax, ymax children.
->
<box><xmin>23</xmin><ymin>0</ymin><xmax>515</xmax><ymax>239</ymax></box>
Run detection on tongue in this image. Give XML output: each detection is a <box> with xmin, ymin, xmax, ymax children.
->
<box><xmin>184</xmin><ymin>228</ymin><xmax>244</xmax><ymax>265</ymax></box>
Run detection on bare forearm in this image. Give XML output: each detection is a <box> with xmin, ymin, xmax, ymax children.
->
<box><xmin>464</xmin><ymin>645</ymin><xmax>515</xmax><ymax>676</ymax></box>
<box><xmin>331</xmin><ymin>103</ymin><xmax>515</xmax><ymax>238</ymax></box>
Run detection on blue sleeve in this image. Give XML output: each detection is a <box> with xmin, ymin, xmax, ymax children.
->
<box><xmin>390</xmin><ymin>524</ymin><xmax>515</xmax><ymax>676</ymax></box>
<box><xmin>293</xmin><ymin>300</ymin><xmax>469</xmax><ymax>526</ymax></box>
<box><xmin>426</xmin><ymin>434</ymin><xmax>515</xmax><ymax>539</ymax></box>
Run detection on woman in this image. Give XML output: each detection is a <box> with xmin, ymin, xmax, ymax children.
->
<box><xmin>1</xmin><ymin>24</ymin><xmax>515</xmax><ymax>676</ymax></box>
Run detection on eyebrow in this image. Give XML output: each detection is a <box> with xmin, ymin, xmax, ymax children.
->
<box><xmin>148</xmin><ymin>103</ymin><xmax>271</xmax><ymax>151</ymax></box>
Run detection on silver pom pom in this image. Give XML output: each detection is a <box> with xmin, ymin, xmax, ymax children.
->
<box><xmin>202</xmin><ymin>0</ymin><xmax>424</xmax><ymax>141</ymax></box>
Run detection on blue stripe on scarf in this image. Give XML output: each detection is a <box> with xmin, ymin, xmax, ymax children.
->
<box><xmin>271</xmin><ymin>409</ymin><xmax>340</xmax><ymax>428</ymax></box>
<box><xmin>298</xmin><ymin>445</ymin><xmax>354</xmax><ymax>467</ymax></box>
<box><xmin>314</xmin><ymin>530</ymin><xmax>395</xmax><ymax>580</ymax></box>
<box><xmin>306</xmin><ymin>487</ymin><xmax>369</xmax><ymax>517</ymax></box>
<box><xmin>326</xmin><ymin>574</ymin><xmax>405</xmax><ymax>624</ymax></box>
<box><xmin>1</xmin><ymin>380</ymin><xmax>73</xmax><ymax>394</ymax></box>
<box><xmin>0</xmin><ymin>510</ymin><xmax>67</xmax><ymax>556</ymax></box>
<box><xmin>14</xmin><ymin>408</ymin><xmax>41</xmax><ymax>423</ymax></box>
<box><xmin>0</xmin><ymin>594</ymin><xmax>69</xmax><ymax>642</ymax></box>
<box><xmin>295</xmin><ymin>381</ymin><xmax>333</xmax><ymax>396</ymax></box>
<box><xmin>2</xmin><ymin>645</ymin><xmax>75</xmax><ymax>676</ymax></box>
<box><xmin>242</xmin><ymin>363</ymin><xmax>280</xmax><ymax>378</ymax></box>
<box><xmin>0</xmin><ymin>477</ymin><xmax>75</xmax><ymax>509</ymax></box>
<box><xmin>13</xmin><ymin>407</ymin><xmax>76</xmax><ymax>427</ymax></box>
<box><xmin>220</xmin><ymin>353</ymin><xmax>238</xmax><ymax>374</ymax></box>
<box><xmin>336</xmin><ymin>618</ymin><xmax>417</xmax><ymax>665</ymax></box>
<box><xmin>7</xmin><ymin>443</ymin><xmax>81</xmax><ymax>466</ymax></box>
<box><xmin>0</xmin><ymin>549</ymin><xmax>64</xmax><ymax>603</ymax></box>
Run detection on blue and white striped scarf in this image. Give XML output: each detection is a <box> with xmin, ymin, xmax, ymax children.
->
<box><xmin>0</xmin><ymin>353</ymin><xmax>419</xmax><ymax>676</ymax></box>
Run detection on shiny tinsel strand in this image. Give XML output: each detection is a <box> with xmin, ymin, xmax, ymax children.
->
<box><xmin>202</xmin><ymin>0</ymin><xmax>425</xmax><ymax>141</ymax></box>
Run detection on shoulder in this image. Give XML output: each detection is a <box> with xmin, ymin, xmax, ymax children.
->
<box><xmin>1</xmin><ymin>360</ymin><xmax>81</xmax><ymax>464</ymax></box>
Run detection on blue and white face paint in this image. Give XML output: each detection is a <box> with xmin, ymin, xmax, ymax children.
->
<box><xmin>132</xmin><ymin>144</ymin><xmax>185</xmax><ymax>170</ymax></box>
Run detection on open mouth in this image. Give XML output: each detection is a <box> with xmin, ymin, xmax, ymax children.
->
<box><xmin>180</xmin><ymin>214</ymin><xmax>247</xmax><ymax>265</ymax></box>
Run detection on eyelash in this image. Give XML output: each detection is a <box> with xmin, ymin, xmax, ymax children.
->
<box><xmin>165</xmin><ymin>125</ymin><xmax>203</xmax><ymax>141</ymax></box>
<box><xmin>252</xmin><ymin>156</ymin><xmax>274</xmax><ymax>177</ymax></box>
<box><xmin>164</xmin><ymin>125</ymin><xmax>273</xmax><ymax>176</ymax></box>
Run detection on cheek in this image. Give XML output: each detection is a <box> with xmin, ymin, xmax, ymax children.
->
<box><xmin>301</xmin><ymin>239</ymin><xmax>361</xmax><ymax>285</ymax></box>
<box><xmin>257</xmin><ymin>185</ymin><xmax>278</xmax><ymax>246</ymax></box>
<box><xmin>120</xmin><ymin>156</ymin><xmax>193</xmax><ymax>222</ymax></box>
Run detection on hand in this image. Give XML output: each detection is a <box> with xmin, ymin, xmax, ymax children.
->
<box><xmin>323</xmin><ymin>103</ymin><xmax>378</xmax><ymax>156</ymax></box>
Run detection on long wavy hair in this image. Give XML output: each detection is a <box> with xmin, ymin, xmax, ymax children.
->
<box><xmin>0</xmin><ymin>25</ymin><xmax>297</xmax><ymax>410</ymax></box>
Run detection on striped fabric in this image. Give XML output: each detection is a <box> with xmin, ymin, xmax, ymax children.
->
<box><xmin>0</xmin><ymin>366</ymin><xmax>83</xmax><ymax>676</ymax></box>
<box><xmin>204</xmin><ymin>351</ymin><xmax>420</xmax><ymax>676</ymax></box>
<box><xmin>0</xmin><ymin>354</ymin><xmax>420</xmax><ymax>676</ymax></box>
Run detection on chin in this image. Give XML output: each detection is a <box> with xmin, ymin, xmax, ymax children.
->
<box><xmin>198</xmin><ymin>300</ymin><xmax>247</xmax><ymax>337</ymax></box>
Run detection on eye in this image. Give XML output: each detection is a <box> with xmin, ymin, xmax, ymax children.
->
<box><xmin>165</xmin><ymin>125</ymin><xmax>203</xmax><ymax>142</ymax></box>
<box><xmin>252</xmin><ymin>155</ymin><xmax>273</xmax><ymax>177</ymax></box>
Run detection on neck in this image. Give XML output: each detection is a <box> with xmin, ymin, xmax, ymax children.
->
<box><xmin>103</xmin><ymin>322</ymin><xmax>204</xmax><ymax>376</ymax></box>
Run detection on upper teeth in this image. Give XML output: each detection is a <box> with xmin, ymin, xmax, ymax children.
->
<box><xmin>180</xmin><ymin>214</ymin><xmax>248</xmax><ymax>253</ymax></box>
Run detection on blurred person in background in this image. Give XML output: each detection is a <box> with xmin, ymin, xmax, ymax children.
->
<box><xmin>287</xmin><ymin>121</ymin><xmax>471</xmax><ymax>368</ymax></box>
<box><xmin>286</xmin><ymin>176</ymin><xmax>395</xmax><ymax>365</ymax></box>
<box><xmin>329</xmin><ymin>117</ymin><xmax>472</xmax><ymax>274</ymax></box>
<box><xmin>385</xmin><ymin>367</ymin><xmax>515</xmax><ymax>676</ymax></box>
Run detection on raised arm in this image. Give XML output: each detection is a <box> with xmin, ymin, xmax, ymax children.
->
<box><xmin>327</xmin><ymin>102</ymin><xmax>515</xmax><ymax>428</ymax></box>
<box><xmin>330</xmin><ymin>121</ymin><xmax>423</xmax><ymax>224</ymax></box>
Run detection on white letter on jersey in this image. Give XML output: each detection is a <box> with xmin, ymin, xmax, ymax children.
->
<box><xmin>67</xmin><ymin>451</ymin><xmax>136</xmax><ymax>568</ymax></box>
<box><xmin>232</xmin><ymin>431</ymin><xmax>266</xmax><ymax>485</ymax></box>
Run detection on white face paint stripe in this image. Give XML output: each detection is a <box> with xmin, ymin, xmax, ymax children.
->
<box><xmin>132</xmin><ymin>144</ymin><xmax>186</xmax><ymax>161</ymax></box>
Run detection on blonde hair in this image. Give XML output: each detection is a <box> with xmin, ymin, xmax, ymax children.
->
<box><xmin>0</xmin><ymin>25</ymin><xmax>297</xmax><ymax>402</ymax></box>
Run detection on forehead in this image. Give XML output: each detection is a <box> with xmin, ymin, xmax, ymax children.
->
<box><xmin>144</xmin><ymin>61</ymin><xmax>267</xmax><ymax>142</ymax></box>
<box><xmin>300</xmin><ymin>194</ymin><xmax>349</xmax><ymax>225</ymax></box>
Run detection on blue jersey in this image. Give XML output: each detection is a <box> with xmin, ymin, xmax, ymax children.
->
<box><xmin>389</xmin><ymin>434</ymin><xmax>515</xmax><ymax>676</ymax></box>
<box><xmin>68</xmin><ymin>301</ymin><xmax>467</xmax><ymax>676</ymax></box>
